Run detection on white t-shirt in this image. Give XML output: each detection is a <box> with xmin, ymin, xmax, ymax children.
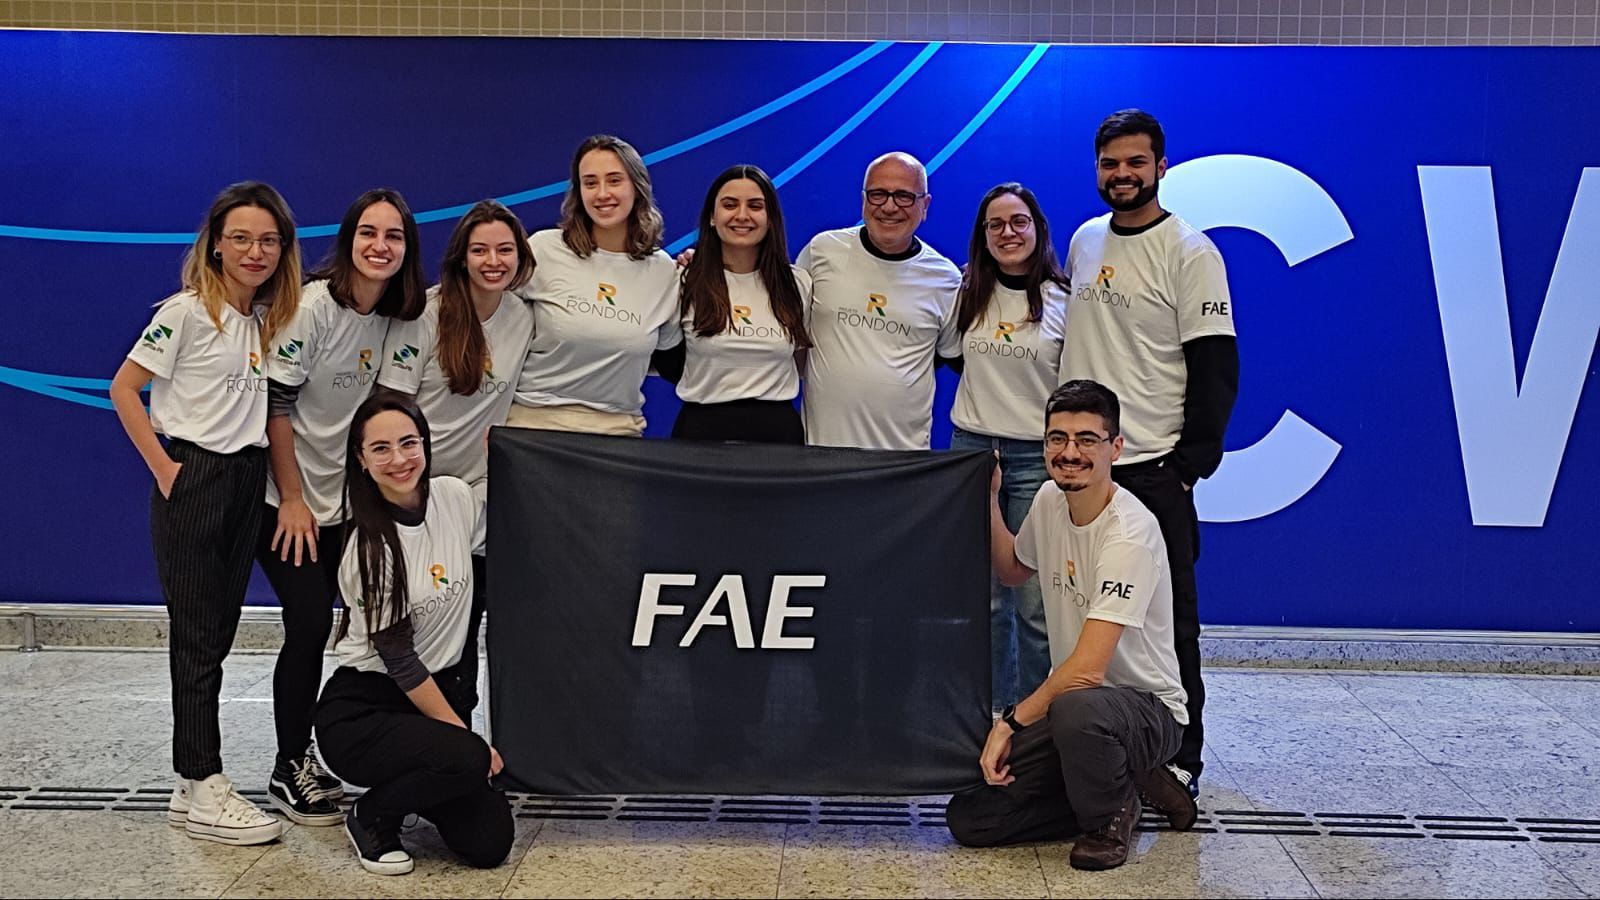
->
<box><xmin>1060</xmin><ymin>213</ymin><xmax>1235</xmax><ymax>465</ymax></box>
<box><xmin>678</xmin><ymin>266</ymin><xmax>812</xmax><ymax>404</ymax></box>
<box><xmin>1014</xmin><ymin>484</ymin><xmax>1187</xmax><ymax>724</ymax></box>
<box><xmin>262</xmin><ymin>280</ymin><xmax>391</xmax><ymax>525</ymax></box>
<box><xmin>378</xmin><ymin>289</ymin><xmax>535</xmax><ymax>486</ymax></box>
<box><xmin>950</xmin><ymin>281</ymin><xmax>1068</xmax><ymax>441</ymax></box>
<box><xmin>513</xmin><ymin>229</ymin><xmax>681</xmax><ymax>416</ymax></box>
<box><xmin>126</xmin><ymin>291</ymin><xmax>268</xmax><ymax>454</ymax></box>
<box><xmin>334</xmin><ymin>476</ymin><xmax>485</xmax><ymax>676</ymax></box>
<box><xmin>797</xmin><ymin>228</ymin><xmax>961</xmax><ymax>450</ymax></box>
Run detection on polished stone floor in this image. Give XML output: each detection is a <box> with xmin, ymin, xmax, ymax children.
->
<box><xmin>1</xmin><ymin>648</ymin><xmax>1597</xmax><ymax>898</ymax></box>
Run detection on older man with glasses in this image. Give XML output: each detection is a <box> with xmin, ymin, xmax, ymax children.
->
<box><xmin>794</xmin><ymin>152</ymin><xmax>962</xmax><ymax>450</ymax></box>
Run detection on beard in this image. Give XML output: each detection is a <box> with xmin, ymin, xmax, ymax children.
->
<box><xmin>1049</xmin><ymin>458</ymin><xmax>1092</xmax><ymax>492</ymax></box>
<box><xmin>1098</xmin><ymin>178</ymin><xmax>1159</xmax><ymax>213</ymax></box>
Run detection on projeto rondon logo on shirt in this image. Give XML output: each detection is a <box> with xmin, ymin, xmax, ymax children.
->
<box><xmin>329</xmin><ymin>347</ymin><xmax>378</xmax><ymax>390</ymax></box>
<box><xmin>1076</xmin><ymin>264</ymin><xmax>1131</xmax><ymax>310</ymax></box>
<box><xmin>729</xmin><ymin>304</ymin><xmax>784</xmax><ymax>340</ymax></box>
<box><xmin>563</xmin><ymin>280</ymin><xmax>642</xmax><ymax>324</ymax></box>
<box><xmin>836</xmin><ymin>292</ymin><xmax>912</xmax><ymax>336</ymax></box>
<box><xmin>966</xmin><ymin>319</ymin><xmax>1040</xmax><ymax>361</ymax></box>
<box><xmin>226</xmin><ymin>351</ymin><xmax>268</xmax><ymax>393</ymax></box>
<box><xmin>1048</xmin><ymin>558</ymin><xmax>1089</xmax><ymax>608</ymax></box>
<box><xmin>479</xmin><ymin>356</ymin><xmax>511</xmax><ymax>395</ymax></box>
<box><xmin>412</xmin><ymin>562</ymin><xmax>469</xmax><ymax>623</ymax></box>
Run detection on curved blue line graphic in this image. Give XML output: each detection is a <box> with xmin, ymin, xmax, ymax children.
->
<box><xmin>0</xmin><ymin>42</ymin><xmax>1048</xmax><ymax>411</ymax></box>
<box><xmin>0</xmin><ymin>366</ymin><xmax>115</xmax><ymax>409</ymax></box>
<box><xmin>924</xmin><ymin>44</ymin><xmax>1049</xmax><ymax>176</ymax></box>
<box><xmin>0</xmin><ymin>41</ymin><xmax>896</xmax><ymax>245</ymax></box>
<box><xmin>665</xmin><ymin>42</ymin><xmax>945</xmax><ymax>255</ymax></box>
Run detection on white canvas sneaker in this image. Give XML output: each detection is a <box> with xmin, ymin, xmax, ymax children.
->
<box><xmin>167</xmin><ymin>777</ymin><xmax>191</xmax><ymax>827</ymax></box>
<box><xmin>184</xmin><ymin>773</ymin><xmax>285</xmax><ymax>845</ymax></box>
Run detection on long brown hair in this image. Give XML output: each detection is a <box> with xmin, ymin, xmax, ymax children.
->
<box><xmin>309</xmin><ymin>188</ymin><xmax>427</xmax><ymax>321</ymax></box>
<box><xmin>558</xmin><ymin>134</ymin><xmax>664</xmax><ymax>260</ymax></box>
<box><xmin>436</xmin><ymin>201</ymin><xmax>534</xmax><ymax>395</ymax></box>
<box><xmin>955</xmin><ymin>183</ymin><xmax>1067</xmax><ymax>335</ymax></box>
<box><xmin>680</xmin><ymin>165</ymin><xmax>810</xmax><ymax>348</ymax></box>
<box><xmin>179</xmin><ymin>181</ymin><xmax>302</xmax><ymax>350</ymax></box>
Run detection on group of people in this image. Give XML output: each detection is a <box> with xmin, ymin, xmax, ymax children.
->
<box><xmin>111</xmin><ymin>107</ymin><xmax>1237</xmax><ymax>875</ymax></box>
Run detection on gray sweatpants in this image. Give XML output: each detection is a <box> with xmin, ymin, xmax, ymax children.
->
<box><xmin>945</xmin><ymin>686</ymin><xmax>1183</xmax><ymax>844</ymax></box>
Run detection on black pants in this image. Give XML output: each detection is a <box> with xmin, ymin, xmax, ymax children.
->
<box><xmin>1112</xmin><ymin>455</ymin><xmax>1205</xmax><ymax>777</ymax></box>
<box><xmin>671</xmin><ymin>399</ymin><xmax>804</xmax><ymax>444</ymax></box>
<box><xmin>314</xmin><ymin>667</ymin><xmax>512</xmax><ymax>869</ymax></box>
<box><xmin>452</xmin><ymin>554</ymin><xmax>488</xmax><ymax>716</ymax></box>
<box><xmin>946</xmin><ymin>686</ymin><xmax>1182</xmax><ymax>845</ymax></box>
<box><xmin>254</xmin><ymin>510</ymin><xmax>346</xmax><ymax>760</ymax></box>
<box><xmin>150</xmin><ymin>440</ymin><xmax>268</xmax><ymax>781</ymax></box>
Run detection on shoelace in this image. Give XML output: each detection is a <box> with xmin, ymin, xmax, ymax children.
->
<box><xmin>292</xmin><ymin>756</ymin><xmax>329</xmax><ymax>802</ymax></box>
<box><xmin>305</xmin><ymin>745</ymin><xmax>336</xmax><ymax>783</ymax></box>
<box><xmin>218</xmin><ymin>784</ymin><xmax>271</xmax><ymax>824</ymax></box>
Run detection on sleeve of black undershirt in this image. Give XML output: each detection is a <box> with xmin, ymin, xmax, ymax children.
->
<box><xmin>267</xmin><ymin>379</ymin><xmax>301</xmax><ymax>418</ymax></box>
<box><xmin>651</xmin><ymin>342</ymin><xmax>686</xmax><ymax>385</ymax></box>
<box><xmin>936</xmin><ymin>354</ymin><xmax>964</xmax><ymax>374</ymax></box>
<box><xmin>371</xmin><ymin>617</ymin><xmax>430</xmax><ymax>693</ymax></box>
<box><xmin>1171</xmin><ymin>334</ymin><xmax>1240</xmax><ymax>486</ymax></box>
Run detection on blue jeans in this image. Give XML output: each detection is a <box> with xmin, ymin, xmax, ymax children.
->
<box><xmin>950</xmin><ymin>426</ymin><xmax>1052</xmax><ymax>710</ymax></box>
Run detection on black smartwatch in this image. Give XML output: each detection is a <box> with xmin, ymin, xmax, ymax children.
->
<box><xmin>1001</xmin><ymin>704</ymin><xmax>1027</xmax><ymax>733</ymax></box>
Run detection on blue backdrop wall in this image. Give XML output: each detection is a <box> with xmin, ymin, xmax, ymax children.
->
<box><xmin>2</xmin><ymin>32</ymin><xmax>1597</xmax><ymax>630</ymax></box>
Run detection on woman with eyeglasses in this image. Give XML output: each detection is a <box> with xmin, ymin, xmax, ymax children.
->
<box><xmin>313</xmin><ymin>394</ymin><xmax>511</xmax><ymax>876</ymax></box>
<box><xmin>657</xmin><ymin>164</ymin><xmax>811</xmax><ymax>443</ymax></box>
<box><xmin>509</xmin><ymin>134</ymin><xmax>681</xmax><ymax>436</ymax></box>
<box><xmin>377</xmin><ymin>200</ymin><xmax>536</xmax><ymax>716</ymax></box>
<box><xmin>109</xmin><ymin>181</ymin><xmax>303</xmax><ymax>845</ymax></box>
<box><xmin>254</xmin><ymin>189</ymin><xmax>428</xmax><ymax>827</ymax></box>
<box><xmin>948</xmin><ymin>182</ymin><xmax>1069</xmax><ymax>713</ymax></box>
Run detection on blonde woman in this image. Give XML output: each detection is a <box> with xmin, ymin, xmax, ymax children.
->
<box><xmin>108</xmin><ymin>181</ymin><xmax>302</xmax><ymax>845</ymax></box>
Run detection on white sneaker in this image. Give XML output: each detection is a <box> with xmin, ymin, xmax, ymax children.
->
<box><xmin>184</xmin><ymin>773</ymin><xmax>285</xmax><ymax>845</ymax></box>
<box><xmin>167</xmin><ymin>777</ymin><xmax>191</xmax><ymax>827</ymax></box>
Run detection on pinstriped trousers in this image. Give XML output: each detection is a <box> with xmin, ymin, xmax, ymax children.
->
<box><xmin>149</xmin><ymin>439</ymin><xmax>267</xmax><ymax>780</ymax></box>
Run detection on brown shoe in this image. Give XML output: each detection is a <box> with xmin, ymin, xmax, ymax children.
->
<box><xmin>1069</xmin><ymin>791</ymin><xmax>1141</xmax><ymax>871</ymax></box>
<box><xmin>1135</xmin><ymin>764</ymin><xmax>1199</xmax><ymax>831</ymax></box>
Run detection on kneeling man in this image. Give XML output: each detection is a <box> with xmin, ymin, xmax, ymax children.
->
<box><xmin>947</xmin><ymin>379</ymin><xmax>1197</xmax><ymax>870</ymax></box>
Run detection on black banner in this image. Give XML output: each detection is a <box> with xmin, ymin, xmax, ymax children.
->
<box><xmin>486</xmin><ymin>428</ymin><xmax>991</xmax><ymax>795</ymax></box>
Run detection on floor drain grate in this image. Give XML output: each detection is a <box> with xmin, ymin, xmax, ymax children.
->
<box><xmin>4</xmin><ymin>787</ymin><xmax>1597</xmax><ymax>843</ymax></box>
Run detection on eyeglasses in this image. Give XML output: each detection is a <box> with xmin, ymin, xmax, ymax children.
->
<box><xmin>363</xmin><ymin>435</ymin><xmax>424</xmax><ymax>465</ymax></box>
<box><xmin>1045</xmin><ymin>432</ymin><xmax>1112</xmax><ymax>451</ymax></box>
<box><xmin>985</xmin><ymin>214</ymin><xmax>1034</xmax><ymax>235</ymax></box>
<box><xmin>863</xmin><ymin>189</ymin><xmax>928</xmax><ymax>208</ymax></box>
<box><xmin>222</xmin><ymin>232</ymin><xmax>284</xmax><ymax>253</ymax></box>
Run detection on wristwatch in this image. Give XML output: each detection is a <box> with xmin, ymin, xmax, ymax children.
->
<box><xmin>1001</xmin><ymin>704</ymin><xmax>1027</xmax><ymax>733</ymax></box>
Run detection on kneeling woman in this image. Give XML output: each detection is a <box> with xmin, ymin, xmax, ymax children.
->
<box><xmin>313</xmin><ymin>394</ymin><xmax>510</xmax><ymax>875</ymax></box>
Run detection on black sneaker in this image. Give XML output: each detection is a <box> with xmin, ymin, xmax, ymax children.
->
<box><xmin>268</xmin><ymin>755</ymin><xmax>345</xmax><ymax>826</ymax></box>
<box><xmin>305</xmin><ymin>740</ymin><xmax>345</xmax><ymax>799</ymax></box>
<box><xmin>345</xmin><ymin>799</ymin><xmax>413</xmax><ymax>876</ymax></box>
